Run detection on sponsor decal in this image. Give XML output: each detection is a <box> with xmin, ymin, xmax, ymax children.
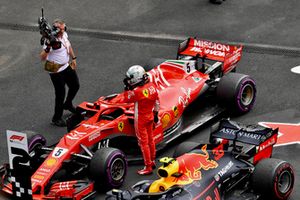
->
<box><xmin>217</xmin><ymin>161</ymin><xmax>233</xmax><ymax>178</ymax></box>
<box><xmin>52</xmin><ymin>147</ymin><xmax>68</xmax><ymax>158</ymax></box>
<box><xmin>259</xmin><ymin>122</ymin><xmax>300</xmax><ymax>146</ymax></box>
<box><xmin>219</xmin><ymin>128</ymin><xmax>262</xmax><ymax>141</ymax></box>
<box><xmin>82</xmin><ymin>124</ymin><xmax>100</xmax><ymax>129</ymax></box>
<box><xmin>89</xmin><ymin>131</ymin><xmax>101</xmax><ymax>142</ymax></box>
<box><xmin>66</xmin><ymin>130</ymin><xmax>87</xmax><ymax>140</ymax></box>
<box><xmin>172</xmin><ymin>106</ymin><xmax>179</xmax><ymax>118</ymax></box>
<box><xmin>178</xmin><ymin>87</ymin><xmax>191</xmax><ymax>107</ymax></box>
<box><xmin>161</xmin><ymin>113</ymin><xmax>171</xmax><ymax>128</ymax></box>
<box><xmin>45</xmin><ymin>158</ymin><xmax>57</xmax><ymax>167</ymax></box>
<box><xmin>148</xmin><ymin>86</ymin><xmax>156</xmax><ymax>95</ymax></box>
<box><xmin>227</xmin><ymin>51</ymin><xmax>241</xmax><ymax>63</ymax></box>
<box><xmin>36</xmin><ymin>171</ymin><xmax>48</xmax><ymax>176</ymax></box>
<box><xmin>142</xmin><ymin>89</ymin><xmax>149</xmax><ymax>98</ymax></box>
<box><xmin>194</xmin><ymin>40</ymin><xmax>230</xmax><ymax>52</ymax></box>
<box><xmin>192</xmin><ymin>76</ymin><xmax>202</xmax><ymax>83</ymax></box>
<box><xmin>118</xmin><ymin>122</ymin><xmax>124</xmax><ymax>132</ymax></box>
<box><xmin>39</xmin><ymin>168</ymin><xmax>51</xmax><ymax>173</ymax></box>
<box><xmin>32</xmin><ymin>175</ymin><xmax>44</xmax><ymax>180</ymax></box>
<box><xmin>259</xmin><ymin>137</ymin><xmax>276</xmax><ymax>151</ymax></box>
<box><xmin>9</xmin><ymin>135</ymin><xmax>25</xmax><ymax>143</ymax></box>
<box><xmin>31</xmin><ymin>178</ymin><xmax>42</xmax><ymax>184</ymax></box>
<box><xmin>171</xmin><ymin>188</ymin><xmax>183</xmax><ymax>197</ymax></box>
<box><xmin>148</xmin><ymin>66</ymin><xmax>170</xmax><ymax>91</ymax></box>
<box><xmin>204</xmin><ymin>49</ymin><xmax>225</xmax><ymax>57</ymax></box>
<box><xmin>127</xmin><ymin>91</ymin><xmax>135</xmax><ymax>100</ymax></box>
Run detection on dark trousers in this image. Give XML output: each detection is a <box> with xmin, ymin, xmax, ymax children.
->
<box><xmin>50</xmin><ymin>66</ymin><xmax>80</xmax><ymax>121</ymax></box>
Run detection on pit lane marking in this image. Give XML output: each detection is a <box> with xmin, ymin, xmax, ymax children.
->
<box><xmin>291</xmin><ymin>66</ymin><xmax>300</xmax><ymax>74</ymax></box>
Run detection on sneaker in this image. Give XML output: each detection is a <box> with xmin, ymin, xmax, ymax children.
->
<box><xmin>63</xmin><ymin>103</ymin><xmax>76</xmax><ymax>113</ymax></box>
<box><xmin>51</xmin><ymin>119</ymin><xmax>67</xmax><ymax>127</ymax></box>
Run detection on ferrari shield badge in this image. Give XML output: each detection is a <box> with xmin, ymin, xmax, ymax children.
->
<box><xmin>142</xmin><ymin>89</ymin><xmax>149</xmax><ymax>98</ymax></box>
<box><xmin>118</xmin><ymin>122</ymin><xmax>124</xmax><ymax>132</ymax></box>
<box><xmin>172</xmin><ymin>106</ymin><xmax>179</xmax><ymax>118</ymax></box>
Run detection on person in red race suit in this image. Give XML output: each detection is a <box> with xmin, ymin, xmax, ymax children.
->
<box><xmin>122</xmin><ymin>65</ymin><xmax>160</xmax><ymax>175</ymax></box>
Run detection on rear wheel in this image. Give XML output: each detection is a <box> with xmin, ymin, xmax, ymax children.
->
<box><xmin>217</xmin><ymin>73</ymin><xmax>256</xmax><ymax>114</ymax></box>
<box><xmin>252</xmin><ymin>158</ymin><xmax>294</xmax><ymax>200</ymax></box>
<box><xmin>89</xmin><ymin>148</ymin><xmax>127</xmax><ymax>189</ymax></box>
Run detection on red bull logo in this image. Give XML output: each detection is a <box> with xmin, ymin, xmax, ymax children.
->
<box><xmin>149</xmin><ymin>145</ymin><xmax>218</xmax><ymax>193</ymax></box>
<box><xmin>176</xmin><ymin>145</ymin><xmax>218</xmax><ymax>183</ymax></box>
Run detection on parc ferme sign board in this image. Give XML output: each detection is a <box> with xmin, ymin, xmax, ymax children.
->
<box><xmin>6</xmin><ymin>130</ymin><xmax>33</xmax><ymax>199</ymax></box>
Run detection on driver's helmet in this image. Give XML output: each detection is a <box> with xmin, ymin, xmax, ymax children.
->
<box><xmin>125</xmin><ymin>65</ymin><xmax>148</xmax><ymax>88</ymax></box>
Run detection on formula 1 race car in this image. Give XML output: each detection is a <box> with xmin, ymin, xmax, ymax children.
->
<box><xmin>0</xmin><ymin>38</ymin><xmax>256</xmax><ymax>199</ymax></box>
<box><xmin>106</xmin><ymin>119</ymin><xmax>295</xmax><ymax>200</ymax></box>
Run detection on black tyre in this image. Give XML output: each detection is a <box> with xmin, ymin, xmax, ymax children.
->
<box><xmin>252</xmin><ymin>158</ymin><xmax>294</xmax><ymax>200</ymax></box>
<box><xmin>173</xmin><ymin>141</ymin><xmax>200</xmax><ymax>158</ymax></box>
<box><xmin>89</xmin><ymin>148</ymin><xmax>127</xmax><ymax>189</ymax></box>
<box><xmin>23</xmin><ymin>131</ymin><xmax>46</xmax><ymax>153</ymax></box>
<box><xmin>217</xmin><ymin>73</ymin><xmax>256</xmax><ymax>114</ymax></box>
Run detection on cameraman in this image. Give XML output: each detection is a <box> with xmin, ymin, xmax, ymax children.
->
<box><xmin>40</xmin><ymin>19</ymin><xmax>79</xmax><ymax>127</ymax></box>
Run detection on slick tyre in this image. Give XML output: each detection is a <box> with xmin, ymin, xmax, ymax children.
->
<box><xmin>173</xmin><ymin>141</ymin><xmax>201</xmax><ymax>157</ymax></box>
<box><xmin>252</xmin><ymin>158</ymin><xmax>294</xmax><ymax>200</ymax></box>
<box><xmin>23</xmin><ymin>131</ymin><xmax>46</xmax><ymax>153</ymax></box>
<box><xmin>217</xmin><ymin>73</ymin><xmax>256</xmax><ymax>114</ymax></box>
<box><xmin>89</xmin><ymin>147</ymin><xmax>127</xmax><ymax>189</ymax></box>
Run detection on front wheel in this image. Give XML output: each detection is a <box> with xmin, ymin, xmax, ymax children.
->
<box><xmin>89</xmin><ymin>148</ymin><xmax>127</xmax><ymax>189</ymax></box>
<box><xmin>217</xmin><ymin>73</ymin><xmax>256</xmax><ymax>114</ymax></box>
<box><xmin>252</xmin><ymin>158</ymin><xmax>294</xmax><ymax>200</ymax></box>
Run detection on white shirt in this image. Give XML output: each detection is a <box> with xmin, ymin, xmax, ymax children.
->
<box><xmin>43</xmin><ymin>32</ymin><xmax>71</xmax><ymax>73</ymax></box>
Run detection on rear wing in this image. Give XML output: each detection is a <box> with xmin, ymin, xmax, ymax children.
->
<box><xmin>210</xmin><ymin>119</ymin><xmax>278</xmax><ymax>146</ymax></box>
<box><xmin>210</xmin><ymin>119</ymin><xmax>278</xmax><ymax>164</ymax></box>
<box><xmin>177</xmin><ymin>38</ymin><xmax>243</xmax><ymax>73</ymax></box>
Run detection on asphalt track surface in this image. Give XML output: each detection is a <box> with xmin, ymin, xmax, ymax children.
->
<box><xmin>0</xmin><ymin>0</ymin><xmax>299</xmax><ymax>199</ymax></box>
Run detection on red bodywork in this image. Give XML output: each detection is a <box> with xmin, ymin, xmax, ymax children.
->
<box><xmin>2</xmin><ymin>39</ymin><xmax>243</xmax><ymax>199</ymax></box>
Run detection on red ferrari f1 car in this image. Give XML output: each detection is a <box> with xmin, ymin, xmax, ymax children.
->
<box><xmin>0</xmin><ymin>38</ymin><xmax>256</xmax><ymax>199</ymax></box>
<box><xmin>106</xmin><ymin>119</ymin><xmax>295</xmax><ymax>200</ymax></box>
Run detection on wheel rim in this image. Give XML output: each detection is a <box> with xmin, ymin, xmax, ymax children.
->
<box><xmin>110</xmin><ymin>157</ymin><xmax>125</xmax><ymax>181</ymax></box>
<box><xmin>240</xmin><ymin>83</ymin><xmax>254</xmax><ymax>106</ymax></box>
<box><xmin>277</xmin><ymin>170</ymin><xmax>292</xmax><ymax>194</ymax></box>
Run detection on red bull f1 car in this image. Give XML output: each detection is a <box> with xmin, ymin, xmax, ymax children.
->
<box><xmin>106</xmin><ymin>119</ymin><xmax>295</xmax><ymax>200</ymax></box>
<box><xmin>0</xmin><ymin>38</ymin><xmax>256</xmax><ymax>199</ymax></box>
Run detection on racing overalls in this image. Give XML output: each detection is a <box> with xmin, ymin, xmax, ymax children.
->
<box><xmin>122</xmin><ymin>82</ymin><xmax>160</xmax><ymax>167</ymax></box>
